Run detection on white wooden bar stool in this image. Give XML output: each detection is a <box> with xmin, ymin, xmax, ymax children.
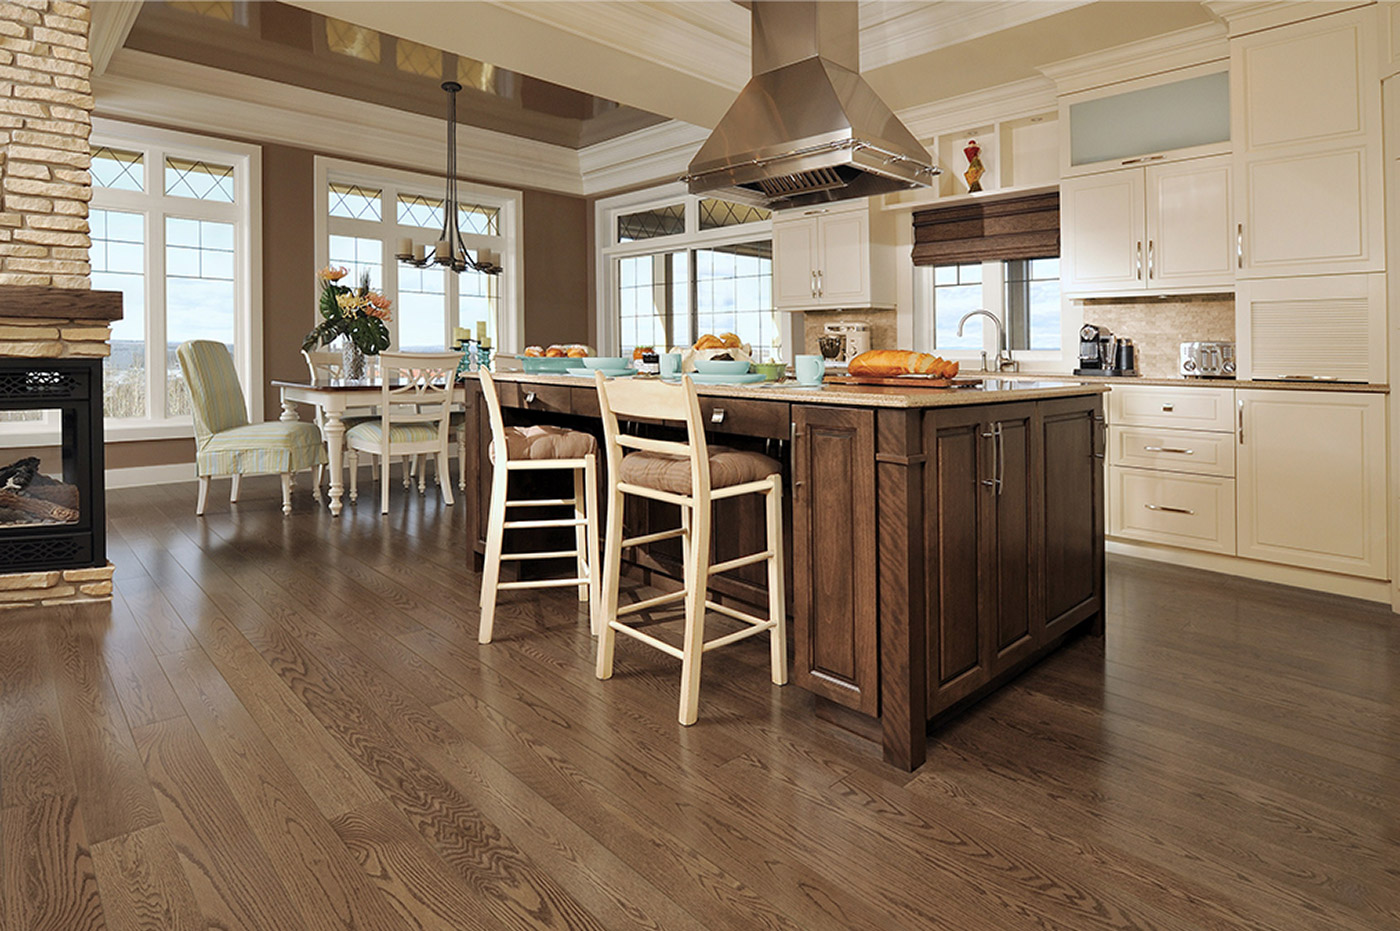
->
<box><xmin>593</xmin><ymin>372</ymin><xmax>787</xmax><ymax>725</ymax></box>
<box><xmin>478</xmin><ymin>369</ymin><xmax>601</xmax><ymax>644</ymax></box>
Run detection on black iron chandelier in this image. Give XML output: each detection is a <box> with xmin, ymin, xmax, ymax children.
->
<box><xmin>395</xmin><ymin>80</ymin><xmax>502</xmax><ymax>276</ymax></box>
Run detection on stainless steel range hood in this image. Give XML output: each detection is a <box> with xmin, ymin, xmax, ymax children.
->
<box><xmin>684</xmin><ymin>1</ymin><xmax>937</xmax><ymax>209</ymax></box>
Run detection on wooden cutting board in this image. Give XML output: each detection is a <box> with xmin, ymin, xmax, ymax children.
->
<box><xmin>824</xmin><ymin>373</ymin><xmax>955</xmax><ymax>388</ymax></box>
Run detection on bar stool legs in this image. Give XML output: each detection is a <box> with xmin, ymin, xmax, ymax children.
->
<box><xmin>478</xmin><ymin>453</ymin><xmax>600</xmax><ymax>645</ymax></box>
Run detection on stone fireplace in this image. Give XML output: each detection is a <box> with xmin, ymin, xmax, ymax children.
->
<box><xmin>0</xmin><ymin>286</ymin><xmax>120</xmax><ymax>607</ymax></box>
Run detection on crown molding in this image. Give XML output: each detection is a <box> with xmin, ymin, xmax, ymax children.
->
<box><xmin>95</xmin><ymin>50</ymin><xmax>583</xmax><ymax>195</ymax></box>
<box><xmin>1202</xmin><ymin>1</ymin><xmax>1372</xmax><ymax>37</ymax></box>
<box><xmin>1037</xmin><ymin>22</ymin><xmax>1230</xmax><ymax>95</ymax></box>
<box><xmin>89</xmin><ymin>0</ymin><xmax>144</xmax><ymax>77</ymax></box>
<box><xmin>897</xmin><ymin>76</ymin><xmax>1057</xmax><ymax>141</ymax></box>
<box><xmin>860</xmin><ymin>1</ymin><xmax>1091</xmax><ymax>71</ymax></box>
<box><xmin>578</xmin><ymin>119</ymin><xmax>709</xmax><ymax>197</ymax></box>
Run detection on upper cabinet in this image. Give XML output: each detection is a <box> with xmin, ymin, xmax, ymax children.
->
<box><xmin>1232</xmin><ymin>6</ymin><xmax>1384</xmax><ymax>276</ymax></box>
<box><xmin>772</xmin><ymin>201</ymin><xmax>895</xmax><ymax>311</ymax></box>
<box><xmin>1062</xmin><ymin>154</ymin><xmax>1233</xmax><ymax>295</ymax></box>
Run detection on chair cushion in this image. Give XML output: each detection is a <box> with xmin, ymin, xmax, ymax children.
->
<box><xmin>490</xmin><ymin>425</ymin><xmax>596</xmax><ymax>463</ymax></box>
<box><xmin>196</xmin><ymin>421</ymin><xmax>327</xmax><ymax>477</ymax></box>
<box><xmin>619</xmin><ymin>446</ymin><xmax>779</xmax><ymax>495</ymax></box>
<box><xmin>345</xmin><ymin>421</ymin><xmax>442</xmax><ymax>446</ymax></box>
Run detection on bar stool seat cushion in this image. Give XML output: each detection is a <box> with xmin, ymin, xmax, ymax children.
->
<box><xmin>490</xmin><ymin>424</ymin><xmax>597</xmax><ymax>464</ymax></box>
<box><xmin>620</xmin><ymin>446</ymin><xmax>779</xmax><ymax>495</ymax></box>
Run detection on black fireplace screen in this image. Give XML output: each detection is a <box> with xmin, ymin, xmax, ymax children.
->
<box><xmin>0</xmin><ymin>358</ymin><xmax>106</xmax><ymax>571</ymax></box>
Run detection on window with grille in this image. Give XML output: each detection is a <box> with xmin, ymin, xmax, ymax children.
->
<box><xmin>165</xmin><ymin>156</ymin><xmax>235</xmax><ymax>203</ymax></box>
<box><xmin>396</xmin><ymin>38</ymin><xmax>442</xmax><ymax>79</ymax></box>
<box><xmin>326</xmin><ymin>18</ymin><xmax>380</xmax><ymax>63</ymax></box>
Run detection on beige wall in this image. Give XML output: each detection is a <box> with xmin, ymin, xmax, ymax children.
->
<box><xmin>522</xmin><ymin>189</ymin><xmax>589</xmax><ymax>347</ymax></box>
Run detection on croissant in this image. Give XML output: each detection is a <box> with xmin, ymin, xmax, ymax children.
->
<box><xmin>694</xmin><ymin>334</ymin><xmax>725</xmax><ymax>351</ymax></box>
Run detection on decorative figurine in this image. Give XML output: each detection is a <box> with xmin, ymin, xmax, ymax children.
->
<box><xmin>963</xmin><ymin>139</ymin><xmax>984</xmax><ymax>193</ymax></box>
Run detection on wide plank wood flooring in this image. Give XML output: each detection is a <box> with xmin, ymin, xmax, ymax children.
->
<box><xmin>1</xmin><ymin>475</ymin><xmax>1396</xmax><ymax>930</ymax></box>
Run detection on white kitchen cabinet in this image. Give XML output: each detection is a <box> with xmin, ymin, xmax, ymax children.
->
<box><xmin>1235</xmin><ymin>273</ymin><xmax>1386</xmax><ymax>383</ymax></box>
<box><xmin>1236</xmin><ymin>390</ymin><xmax>1388</xmax><ymax>579</ymax></box>
<box><xmin>771</xmin><ymin>202</ymin><xmax>894</xmax><ymax>311</ymax></box>
<box><xmin>1062</xmin><ymin>155</ymin><xmax>1233</xmax><ymax>295</ymax></box>
<box><xmin>1232</xmin><ymin>6</ymin><xmax>1385</xmax><ymax>276</ymax></box>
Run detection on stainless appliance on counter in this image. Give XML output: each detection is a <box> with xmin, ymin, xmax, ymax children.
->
<box><xmin>1179</xmin><ymin>340</ymin><xmax>1236</xmax><ymax>378</ymax></box>
<box><xmin>821</xmin><ymin>321</ymin><xmax>871</xmax><ymax>363</ymax></box>
<box><xmin>1076</xmin><ymin>324</ymin><xmax>1138</xmax><ymax>376</ymax></box>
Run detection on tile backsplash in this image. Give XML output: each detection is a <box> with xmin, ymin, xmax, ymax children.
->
<box><xmin>800</xmin><ymin>308</ymin><xmax>899</xmax><ymax>356</ymax></box>
<box><xmin>1078</xmin><ymin>294</ymin><xmax>1235</xmax><ymax>378</ymax></box>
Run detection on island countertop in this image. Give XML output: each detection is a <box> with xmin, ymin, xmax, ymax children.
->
<box><xmin>484</xmin><ymin>370</ymin><xmax>1108</xmax><ymax>408</ymax></box>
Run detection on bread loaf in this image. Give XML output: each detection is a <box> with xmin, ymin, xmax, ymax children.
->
<box><xmin>849</xmin><ymin>350</ymin><xmax>959</xmax><ymax>379</ymax></box>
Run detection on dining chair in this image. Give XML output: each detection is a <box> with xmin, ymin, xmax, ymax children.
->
<box><xmin>593</xmin><ymin>372</ymin><xmax>787</xmax><ymax>725</ymax></box>
<box><xmin>344</xmin><ymin>351</ymin><xmax>458</xmax><ymax>514</ymax></box>
<box><xmin>177</xmin><ymin>340</ymin><xmax>327</xmax><ymax>516</ymax></box>
<box><xmin>477</xmin><ymin>368</ymin><xmax>600</xmax><ymax>644</ymax></box>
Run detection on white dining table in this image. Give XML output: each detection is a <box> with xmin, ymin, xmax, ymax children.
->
<box><xmin>273</xmin><ymin>379</ymin><xmax>468</xmax><ymax>517</ymax></box>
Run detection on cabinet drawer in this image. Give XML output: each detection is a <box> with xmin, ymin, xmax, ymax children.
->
<box><xmin>1109</xmin><ymin>467</ymin><xmax>1236</xmax><ymax>554</ymax></box>
<box><xmin>699</xmin><ymin>397</ymin><xmax>790</xmax><ymax>440</ymax></box>
<box><xmin>506</xmin><ymin>383</ymin><xmax>572</xmax><ymax>414</ymax></box>
<box><xmin>1109</xmin><ymin>426</ymin><xmax>1235</xmax><ymax>477</ymax></box>
<box><xmin>571</xmin><ymin>386</ymin><xmax>600</xmax><ymax>418</ymax></box>
<box><xmin>1108</xmin><ymin>385</ymin><xmax>1234</xmax><ymax>431</ymax></box>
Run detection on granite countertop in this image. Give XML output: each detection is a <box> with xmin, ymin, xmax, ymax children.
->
<box><xmin>965</xmin><ymin>371</ymin><xmax>1389</xmax><ymax>393</ymax></box>
<box><xmin>488</xmin><ymin>371</ymin><xmax>1108</xmax><ymax>409</ymax></box>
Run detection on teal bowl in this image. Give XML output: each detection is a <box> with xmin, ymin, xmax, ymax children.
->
<box><xmin>693</xmin><ymin>357</ymin><xmax>752</xmax><ymax>375</ymax></box>
<box><xmin>520</xmin><ymin>357</ymin><xmax>574</xmax><ymax>374</ymax></box>
<box><xmin>581</xmin><ymin>356</ymin><xmax>630</xmax><ymax>371</ymax></box>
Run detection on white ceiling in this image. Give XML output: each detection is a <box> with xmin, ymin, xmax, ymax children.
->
<box><xmin>277</xmin><ymin>1</ymin><xmax>1219</xmax><ymax>128</ymax></box>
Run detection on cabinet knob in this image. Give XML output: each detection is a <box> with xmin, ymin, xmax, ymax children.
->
<box><xmin>1161</xmin><ymin>403</ymin><xmax>1174</xmax><ymax>412</ymax></box>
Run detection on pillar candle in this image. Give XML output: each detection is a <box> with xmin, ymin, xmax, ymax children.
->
<box><xmin>434</xmin><ymin>240</ymin><xmax>451</xmax><ymax>260</ymax></box>
<box><xmin>475</xmin><ymin>320</ymin><xmax>486</xmax><ymax>340</ymax></box>
<box><xmin>413</xmin><ymin>243</ymin><xmax>426</xmax><ymax>262</ymax></box>
<box><xmin>395</xmin><ymin>237</ymin><xmax>413</xmax><ymax>258</ymax></box>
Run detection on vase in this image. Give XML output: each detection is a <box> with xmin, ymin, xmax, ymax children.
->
<box><xmin>340</xmin><ymin>339</ymin><xmax>367</xmax><ymax>383</ymax></box>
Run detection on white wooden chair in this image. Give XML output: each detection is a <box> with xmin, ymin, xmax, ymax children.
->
<box><xmin>345</xmin><ymin>352</ymin><xmax>458</xmax><ymax>514</ymax></box>
<box><xmin>478</xmin><ymin>368</ymin><xmax>600</xmax><ymax>643</ymax></box>
<box><xmin>593</xmin><ymin>372</ymin><xmax>787</xmax><ymax>725</ymax></box>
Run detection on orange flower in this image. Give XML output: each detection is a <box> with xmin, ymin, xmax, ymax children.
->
<box><xmin>368</xmin><ymin>293</ymin><xmax>392</xmax><ymax>311</ymax></box>
<box><xmin>318</xmin><ymin>265</ymin><xmax>349</xmax><ymax>281</ymax></box>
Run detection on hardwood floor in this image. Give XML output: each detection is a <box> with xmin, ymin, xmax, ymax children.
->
<box><xmin>2</xmin><ymin>474</ymin><xmax>1396</xmax><ymax>930</ymax></box>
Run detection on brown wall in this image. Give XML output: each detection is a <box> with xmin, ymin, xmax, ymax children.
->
<box><xmin>88</xmin><ymin>122</ymin><xmax>592</xmax><ymax>470</ymax></box>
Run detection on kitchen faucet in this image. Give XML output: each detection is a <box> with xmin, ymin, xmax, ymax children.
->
<box><xmin>957</xmin><ymin>310</ymin><xmax>1017</xmax><ymax>372</ymax></box>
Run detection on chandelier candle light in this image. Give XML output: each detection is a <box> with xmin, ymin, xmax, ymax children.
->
<box><xmin>396</xmin><ymin>81</ymin><xmax>504</xmax><ymax>276</ymax></box>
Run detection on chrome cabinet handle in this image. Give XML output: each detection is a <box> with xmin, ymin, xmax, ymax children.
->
<box><xmin>816</xmin><ymin>269</ymin><xmax>823</xmax><ymax>297</ymax></box>
<box><xmin>1121</xmin><ymin>154</ymin><xmax>1165</xmax><ymax>166</ymax></box>
<box><xmin>1146</xmin><ymin>504</ymin><xmax>1195</xmax><ymax>515</ymax></box>
<box><xmin>995</xmin><ymin>422</ymin><xmax>1005</xmax><ymax>496</ymax></box>
<box><xmin>1136</xmin><ymin>241</ymin><xmax>1143</xmax><ymax>280</ymax></box>
<box><xmin>1161</xmin><ymin>403</ymin><xmax>1174</xmax><ymax>412</ymax></box>
<box><xmin>980</xmin><ymin>429</ymin><xmax>996</xmax><ymax>487</ymax></box>
<box><xmin>1093</xmin><ymin>412</ymin><xmax>1106</xmax><ymax>460</ymax></box>
<box><xmin>1147</xmin><ymin>240</ymin><xmax>1155</xmax><ymax>279</ymax></box>
<box><xmin>802</xmin><ymin>208</ymin><xmax>830</xmax><ymax>216</ymax></box>
<box><xmin>810</xmin><ymin>270</ymin><xmax>816</xmax><ymax>298</ymax></box>
<box><xmin>524</xmin><ymin>391</ymin><xmax>536</xmax><ymax>404</ymax></box>
<box><xmin>710</xmin><ymin>407</ymin><xmax>726</xmax><ymax>424</ymax></box>
<box><xmin>1238</xmin><ymin>399</ymin><xmax>1245</xmax><ymax>444</ymax></box>
<box><xmin>1237</xmin><ymin>223</ymin><xmax>1244</xmax><ymax>269</ymax></box>
<box><xmin>1143</xmin><ymin>445</ymin><xmax>1194</xmax><ymax>455</ymax></box>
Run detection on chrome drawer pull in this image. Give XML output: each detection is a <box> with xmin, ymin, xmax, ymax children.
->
<box><xmin>524</xmin><ymin>391</ymin><xmax>537</xmax><ymax>404</ymax></box>
<box><xmin>1143</xmin><ymin>445</ymin><xmax>1194</xmax><ymax>455</ymax></box>
<box><xmin>1145</xmin><ymin>504</ymin><xmax>1195</xmax><ymax>515</ymax></box>
<box><xmin>711</xmin><ymin>408</ymin><xmax>726</xmax><ymax>424</ymax></box>
<box><xmin>1161</xmin><ymin>403</ymin><xmax>1174</xmax><ymax>412</ymax></box>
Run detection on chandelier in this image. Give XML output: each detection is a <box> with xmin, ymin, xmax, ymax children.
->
<box><xmin>395</xmin><ymin>80</ymin><xmax>502</xmax><ymax>276</ymax></box>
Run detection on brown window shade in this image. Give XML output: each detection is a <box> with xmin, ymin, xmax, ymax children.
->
<box><xmin>911</xmin><ymin>191</ymin><xmax>1059</xmax><ymax>266</ymax></box>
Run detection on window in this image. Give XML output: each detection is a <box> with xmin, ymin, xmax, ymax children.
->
<box><xmin>1005</xmin><ymin>258</ymin><xmax>1061</xmax><ymax>351</ymax></box>
<box><xmin>602</xmin><ymin>191</ymin><xmax>775</xmax><ymax>360</ymax></box>
<box><xmin>921</xmin><ymin>259</ymin><xmax>1063</xmax><ymax>359</ymax></box>
<box><xmin>315</xmin><ymin>158</ymin><xmax>520</xmax><ymax>353</ymax></box>
<box><xmin>326</xmin><ymin>18</ymin><xmax>380</xmax><ymax>63</ymax></box>
<box><xmin>933</xmin><ymin>263</ymin><xmax>983</xmax><ymax>351</ymax></box>
<box><xmin>82</xmin><ymin>123</ymin><xmax>260</xmax><ymax>441</ymax></box>
<box><xmin>396</xmin><ymin>38</ymin><xmax>442</xmax><ymax>79</ymax></box>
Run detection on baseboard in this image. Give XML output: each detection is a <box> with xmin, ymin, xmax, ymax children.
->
<box><xmin>105</xmin><ymin>462</ymin><xmax>197</xmax><ymax>489</ymax></box>
<box><xmin>1106</xmin><ymin>538</ymin><xmax>1393</xmax><ymax>605</ymax></box>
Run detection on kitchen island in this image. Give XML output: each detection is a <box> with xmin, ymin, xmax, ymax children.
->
<box><xmin>461</xmin><ymin>372</ymin><xmax>1108</xmax><ymax>770</ymax></box>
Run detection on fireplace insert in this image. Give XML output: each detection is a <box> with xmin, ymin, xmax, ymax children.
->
<box><xmin>0</xmin><ymin>357</ymin><xmax>105</xmax><ymax>571</ymax></box>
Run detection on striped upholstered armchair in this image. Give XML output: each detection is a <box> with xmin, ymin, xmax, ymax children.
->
<box><xmin>176</xmin><ymin>340</ymin><xmax>327</xmax><ymax>516</ymax></box>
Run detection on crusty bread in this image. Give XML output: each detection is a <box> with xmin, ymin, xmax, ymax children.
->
<box><xmin>694</xmin><ymin>334</ymin><xmax>725</xmax><ymax>351</ymax></box>
<box><xmin>719</xmin><ymin>332</ymin><xmax>743</xmax><ymax>349</ymax></box>
<box><xmin>849</xmin><ymin>350</ymin><xmax>959</xmax><ymax>379</ymax></box>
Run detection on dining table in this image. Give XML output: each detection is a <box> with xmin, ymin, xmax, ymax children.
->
<box><xmin>272</xmin><ymin>378</ymin><xmax>469</xmax><ymax>516</ymax></box>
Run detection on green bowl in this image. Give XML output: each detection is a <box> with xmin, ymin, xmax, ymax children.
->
<box><xmin>753</xmin><ymin>362</ymin><xmax>787</xmax><ymax>382</ymax></box>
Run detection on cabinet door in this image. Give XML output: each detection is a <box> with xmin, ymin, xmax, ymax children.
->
<box><xmin>1145</xmin><ymin>156</ymin><xmax>1233</xmax><ymax>289</ymax></box>
<box><xmin>1236</xmin><ymin>390</ymin><xmax>1388</xmax><ymax>578</ymax></box>
<box><xmin>924</xmin><ymin>406</ymin><xmax>994</xmax><ymax>713</ymax></box>
<box><xmin>1232</xmin><ymin>8</ymin><xmax>1383</xmax><ymax>275</ymax></box>
<box><xmin>816</xmin><ymin>209</ymin><xmax>870</xmax><ymax>306</ymax></box>
<box><xmin>792</xmin><ymin>405</ymin><xmax>878</xmax><ymax>713</ymax></box>
<box><xmin>772</xmin><ymin>216</ymin><xmax>819</xmax><ymax>309</ymax></box>
<box><xmin>1040</xmin><ymin>397</ymin><xmax>1103</xmax><ymax>641</ymax></box>
<box><xmin>1061</xmin><ymin>170</ymin><xmax>1146</xmax><ymax>293</ymax></box>
<box><xmin>985</xmin><ymin>403</ymin><xmax>1040</xmax><ymax>676</ymax></box>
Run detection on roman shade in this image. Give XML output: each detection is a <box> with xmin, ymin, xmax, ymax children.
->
<box><xmin>911</xmin><ymin>191</ymin><xmax>1059</xmax><ymax>266</ymax></box>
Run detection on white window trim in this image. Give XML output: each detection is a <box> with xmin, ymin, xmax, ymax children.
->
<box><xmin>914</xmin><ymin>260</ymin><xmax>1068</xmax><ymax>368</ymax></box>
<box><xmin>311</xmin><ymin>156</ymin><xmax>522</xmax><ymax>353</ymax></box>
<box><xmin>85</xmin><ymin>118</ymin><xmax>263</xmax><ymax>443</ymax></box>
<box><xmin>594</xmin><ymin>183</ymin><xmax>784</xmax><ymax>356</ymax></box>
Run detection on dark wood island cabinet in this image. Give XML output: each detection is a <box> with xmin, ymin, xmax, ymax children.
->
<box><xmin>462</xmin><ymin>373</ymin><xmax>1106</xmax><ymax>770</ymax></box>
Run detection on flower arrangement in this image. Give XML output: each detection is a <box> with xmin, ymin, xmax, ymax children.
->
<box><xmin>301</xmin><ymin>265</ymin><xmax>393</xmax><ymax>355</ymax></box>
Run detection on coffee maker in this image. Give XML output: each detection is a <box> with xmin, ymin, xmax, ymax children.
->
<box><xmin>821</xmin><ymin>321</ymin><xmax>871</xmax><ymax>364</ymax></box>
<box><xmin>1075</xmin><ymin>324</ymin><xmax>1113</xmax><ymax>374</ymax></box>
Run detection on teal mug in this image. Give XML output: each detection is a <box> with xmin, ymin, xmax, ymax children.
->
<box><xmin>660</xmin><ymin>352</ymin><xmax>682</xmax><ymax>379</ymax></box>
<box><xmin>795</xmin><ymin>354</ymin><xmax>825</xmax><ymax>386</ymax></box>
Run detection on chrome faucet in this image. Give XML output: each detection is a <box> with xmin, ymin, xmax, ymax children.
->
<box><xmin>957</xmin><ymin>310</ymin><xmax>1017</xmax><ymax>372</ymax></box>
